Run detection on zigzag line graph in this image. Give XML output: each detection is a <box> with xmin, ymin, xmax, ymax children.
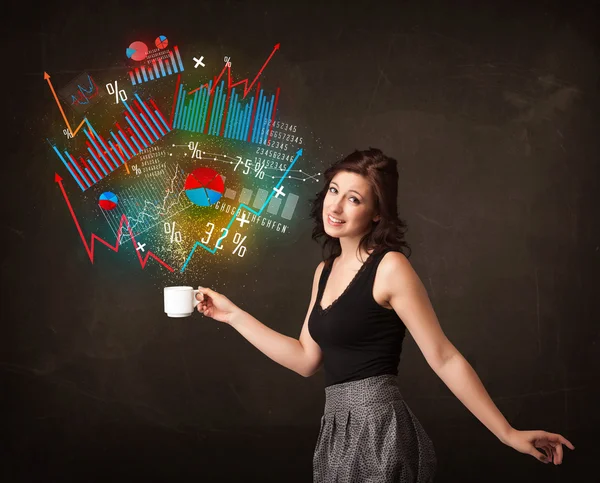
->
<box><xmin>180</xmin><ymin>148</ymin><xmax>302</xmax><ymax>272</ymax></box>
<box><xmin>55</xmin><ymin>173</ymin><xmax>174</xmax><ymax>272</ymax></box>
<box><xmin>187</xmin><ymin>43</ymin><xmax>280</xmax><ymax>98</ymax></box>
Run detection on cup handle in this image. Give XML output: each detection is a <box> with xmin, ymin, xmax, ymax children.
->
<box><xmin>193</xmin><ymin>289</ymin><xmax>200</xmax><ymax>307</ymax></box>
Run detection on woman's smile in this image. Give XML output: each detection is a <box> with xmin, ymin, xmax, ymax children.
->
<box><xmin>327</xmin><ymin>214</ymin><xmax>346</xmax><ymax>226</ymax></box>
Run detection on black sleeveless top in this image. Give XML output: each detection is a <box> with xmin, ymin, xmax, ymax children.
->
<box><xmin>308</xmin><ymin>249</ymin><xmax>407</xmax><ymax>387</ymax></box>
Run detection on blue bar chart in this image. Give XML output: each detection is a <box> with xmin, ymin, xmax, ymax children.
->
<box><xmin>172</xmin><ymin>80</ymin><xmax>279</xmax><ymax>145</ymax></box>
<box><xmin>128</xmin><ymin>46</ymin><xmax>185</xmax><ymax>85</ymax></box>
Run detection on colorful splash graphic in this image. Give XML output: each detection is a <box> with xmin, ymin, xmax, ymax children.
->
<box><xmin>45</xmin><ymin>35</ymin><xmax>322</xmax><ymax>281</ymax></box>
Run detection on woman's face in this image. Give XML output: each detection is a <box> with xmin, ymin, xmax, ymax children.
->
<box><xmin>322</xmin><ymin>171</ymin><xmax>380</xmax><ymax>239</ymax></box>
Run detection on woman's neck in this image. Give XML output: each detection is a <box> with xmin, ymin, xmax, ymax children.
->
<box><xmin>336</xmin><ymin>245</ymin><xmax>374</xmax><ymax>266</ymax></box>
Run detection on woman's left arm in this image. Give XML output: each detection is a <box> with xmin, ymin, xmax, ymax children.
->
<box><xmin>380</xmin><ymin>253</ymin><xmax>575</xmax><ymax>465</ymax></box>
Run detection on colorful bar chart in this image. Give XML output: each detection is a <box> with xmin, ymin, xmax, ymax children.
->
<box><xmin>128</xmin><ymin>46</ymin><xmax>184</xmax><ymax>85</ymax></box>
<box><xmin>51</xmin><ymin>94</ymin><xmax>172</xmax><ymax>191</ymax></box>
<box><xmin>172</xmin><ymin>81</ymin><xmax>280</xmax><ymax>145</ymax></box>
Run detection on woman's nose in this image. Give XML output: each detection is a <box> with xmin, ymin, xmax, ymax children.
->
<box><xmin>329</xmin><ymin>200</ymin><xmax>343</xmax><ymax>212</ymax></box>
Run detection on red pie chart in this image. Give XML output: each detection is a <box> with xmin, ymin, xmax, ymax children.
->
<box><xmin>184</xmin><ymin>168</ymin><xmax>224</xmax><ymax>206</ymax></box>
<box><xmin>126</xmin><ymin>41</ymin><xmax>148</xmax><ymax>61</ymax></box>
<box><xmin>155</xmin><ymin>35</ymin><xmax>168</xmax><ymax>49</ymax></box>
<box><xmin>99</xmin><ymin>192</ymin><xmax>118</xmax><ymax>210</ymax></box>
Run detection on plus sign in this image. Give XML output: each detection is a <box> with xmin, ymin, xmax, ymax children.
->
<box><xmin>273</xmin><ymin>186</ymin><xmax>286</xmax><ymax>198</ymax></box>
<box><xmin>236</xmin><ymin>213</ymin><xmax>250</xmax><ymax>227</ymax></box>
<box><xmin>136</xmin><ymin>242</ymin><xmax>146</xmax><ymax>252</ymax></box>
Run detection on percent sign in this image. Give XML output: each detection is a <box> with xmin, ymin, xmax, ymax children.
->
<box><xmin>63</xmin><ymin>129</ymin><xmax>73</xmax><ymax>139</ymax></box>
<box><xmin>223</xmin><ymin>56</ymin><xmax>231</xmax><ymax>67</ymax></box>
<box><xmin>188</xmin><ymin>141</ymin><xmax>202</xmax><ymax>159</ymax></box>
<box><xmin>164</xmin><ymin>221</ymin><xmax>182</xmax><ymax>243</ymax></box>
<box><xmin>106</xmin><ymin>81</ymin><xmax>127</xmax><ymax>103</ymax></box>
<box><xmin>253</xmin><ymin>162</ymin><xmax>265</xmax><ymax>179</ymax></box>
<box><xmin>132</xmin><ymin>164</ymin><xmax>142</xmax><ymax>175</ymax></box>
<box><xmin>232</xmin><ymin>232</ymin><xmax>246</xmax><ymax>257</ymax></box>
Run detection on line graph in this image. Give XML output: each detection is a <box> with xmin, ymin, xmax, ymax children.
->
<box><xmin>187</xmin><ymin>43</ymin><xmax>280</xmax><ymax>98</ymax></box>
<box><xmin>58</xmin><ymin>73</ymin><xmax>101</xmax><ymax>113</ymax></box>
<box><xmin>180</xmin><ymin>148</ymin><xmax>302</xmax><ymax>272</ymax></box>
<box><xmin>44</xmin><ymin>72</ymin><xmax>87</xmax><ymax>137</ymax></box>
<box><xmin>55</xmin><ymin>173</ymin><xmax>174</xmax><ymax>272</ymax></box>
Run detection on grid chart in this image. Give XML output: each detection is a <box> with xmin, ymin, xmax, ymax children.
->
<box><xmin>103</xmin><ymin>164</ymin><xmax>192</xmax><ymax>245</ymax></box>
<box><xmin>51</xmin><ymin>94</ymin><xmax>172</xmax><ymax>191</ymax></box>
<box><xmin>172</xmin><ymin>81</ymin><xmax>278</xmax><ymax>145</ymax></box>
<box><xmin>128</xmin><ymin>46</ymin><xmax>185</xmax><ymax>85</ymax></box>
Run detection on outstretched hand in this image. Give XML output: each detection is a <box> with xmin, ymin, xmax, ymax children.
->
<box><xmin>195</xmin><ymin>286</ymin><xmax>240</xmax><ymax>324</ymax></box>
<box><xmin>506</xmin><ymin>429</ymin><xmax>575</xmax><ymax>465</ymax></box>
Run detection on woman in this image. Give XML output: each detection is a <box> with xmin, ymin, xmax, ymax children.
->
<box><xmin>195</xmin><ymin>148</ymin><xmax>574</xmax><ymax>482</ymax></box>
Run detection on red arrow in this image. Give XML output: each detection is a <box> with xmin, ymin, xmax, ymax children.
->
<box><xmin>55</xmin><ymin>173</ymin><xmax>175</xmax><ymax>272</ymax></box>
<box><xmin>188</xmin><ymin>43</ymin><xmax>280</xmax><ymax>99</ymax></box>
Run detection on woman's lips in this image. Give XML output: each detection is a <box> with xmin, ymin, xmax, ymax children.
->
<box><xmin>327</xmin><ymin>214</ymin><xmax>345</xmax><ymax>226</ymax></box>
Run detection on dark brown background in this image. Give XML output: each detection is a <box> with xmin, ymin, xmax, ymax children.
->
<box><xmin>3</xmin><ymin>0</ymin><xmax>599</xmax><ymax>481</ymax></box>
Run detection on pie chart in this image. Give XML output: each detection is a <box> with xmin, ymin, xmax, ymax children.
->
<box><xmin>126</xmin><ymin>41</ymin><xmax>148</xmax><ymax>61</ymax></box>
<box><xmin>99</xmin><ymin>192</ymin><xmax>118</xmax><ymax>210</ymax></box>
<box><xmin>184</xmin><ymin>168</ymin><xmax>224</xmax><ymax>207</ymax></box>
<box><xmin>155</xmin><ymin>35</ymin><xmax>168</xmax><ymax>49</ymax></box>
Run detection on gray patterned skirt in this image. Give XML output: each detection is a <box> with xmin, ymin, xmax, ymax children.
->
<box><xmin>313</xmin><ymin>375</ymin><xmax>437</xmax><ymax>482</ymax></box>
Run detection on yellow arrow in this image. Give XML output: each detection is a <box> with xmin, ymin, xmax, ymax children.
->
<box><xmin>44</xmin><ymin>72</ymin><xmax>87</xmax><ymax>137</ymax></box>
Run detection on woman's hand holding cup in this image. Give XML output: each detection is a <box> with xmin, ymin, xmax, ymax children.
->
<box><xmin>196</xmin><ymin>286</ymin><xmax>240</xmax><ymax>324</ymax></box>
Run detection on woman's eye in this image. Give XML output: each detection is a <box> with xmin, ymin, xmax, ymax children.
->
<box><xmin>328</xmin><ymin>188</ymin><xmax>359</xmax><ymax>203</ymax></box>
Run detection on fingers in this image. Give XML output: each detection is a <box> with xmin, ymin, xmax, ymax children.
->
<box><xmin>544</xmin><ymin>445</ymin><xmax>555</xmax><ymax>464</ymax></box>
<box><xmin>556</xmin><ymin>434</ymin><xmax>575</xmax><ymax>450</ymax></box>
<box><xmin>554</xmin><ymin>442</ymin><xmax>564</xmax><ymax>464</ymax></box>
<box><xmin>544</xmin><ymin>432</ymin><xmax>576</xmax><ymax>451</ymax></box>
<box><xmin>535</xmin><ymin>433</ymin><xmax>571</xmax><ymax>465</ymax></box>
<box><xmin>197</xmin><ymin>302</ymin><xmax>209</xmax><ymax>316</ymax></box>
<box><xmin>531</xmin><ymin>447</ymin><xmax>549</xmax><ymax>464</ymax></box>
<box><xmin>198</xmin><ymin>286</ymin><xmax>216</xmax><ymax>297</ymax></box>
<box><xmin>543</xmin><ymin>444</ymin><xmax>558</xmax><ymax>465</ymax></box>
<box><xmin>525</xmin><ymin>430</ymin><xmax>574</xmax><ymax>465</ymax></box>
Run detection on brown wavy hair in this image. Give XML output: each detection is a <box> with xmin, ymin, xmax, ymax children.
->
<box><xmin>309</xmin><ymin>147</ymin><xmax>412</xmax><ymax>266</ymax></box>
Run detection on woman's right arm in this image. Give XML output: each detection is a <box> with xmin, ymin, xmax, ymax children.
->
<box><xmin>199</xmin><ymin>262</ymin><xmax>325</xmax><ymax>377</ymax></box>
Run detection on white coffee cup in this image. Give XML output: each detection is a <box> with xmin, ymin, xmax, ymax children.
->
<box><xmin>164</xmin><ymin>286</ymin><xmax>200</xmax><ymax>317</ymax></box>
